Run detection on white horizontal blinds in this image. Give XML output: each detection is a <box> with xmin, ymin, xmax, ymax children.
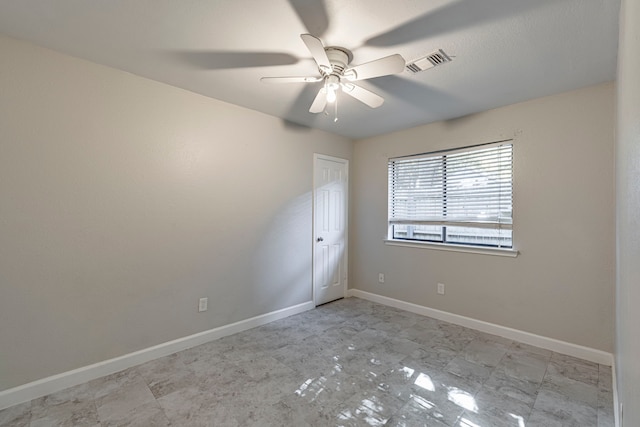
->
<box><xmin>388</xmin><ymin>155</ymin><xmax>444</xmax><ymax>223</ymax></box>
<box><xmin>444</xmin><ymin>144</ymin><xmax>513</xmax><ymax>228</ymax></box>
<box><xmin>389</xmin><ymin>142</ymin><xmax>513</xmax><ymax>230</ymax></box>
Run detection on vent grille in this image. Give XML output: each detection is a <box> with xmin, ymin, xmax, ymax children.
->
<box><xmin>406</xmin><ymin>49</ymin><xmax>452</xmax><ymax>74</ymax></box>
<box><xmin>406</xmin><ymin>63</ymin><xmax>422</xmax><ymax>73</ymax></box>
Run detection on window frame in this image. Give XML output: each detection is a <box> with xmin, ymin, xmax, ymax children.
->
<box><xmin>386</xmin><ymin>140</ymin><xmax>517</xmax><ymax>256</ymax></box>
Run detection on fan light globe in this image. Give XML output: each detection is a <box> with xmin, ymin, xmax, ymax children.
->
<box><xmin>326</xmin><ymin>88</ymin><xmax>337</xmax><ymax>103</ymax></box>
<box><xmin>325</xmin><ymin>77</ymin><xmax>340</xmax><ymax>103</ymax></box>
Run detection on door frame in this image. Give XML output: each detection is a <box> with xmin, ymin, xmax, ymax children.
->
<box><xmin>312</xmin><ymin>153</ymin><xmax>349</xmax><ymax>306</ymax></box>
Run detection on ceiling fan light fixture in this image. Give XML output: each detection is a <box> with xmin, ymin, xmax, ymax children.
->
<box><xmin>326</xmin><ymin>86</ymin><xmax>337</xmax><ymax>103</ymax></box>
<box><xmin>325</xmin><ymin>74</ymin><xmax>340</xmax><ymax>103</ymax></box>
<box><xmin>261</xmin><ymin>34</ymin><xmax>405</xmax><ymax>118</ymax></box>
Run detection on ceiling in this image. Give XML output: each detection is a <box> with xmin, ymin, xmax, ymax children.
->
<box><xmin>0</xmin><ymin>0</ymin><xmax>621</xmax><ymax>139</ymax></box>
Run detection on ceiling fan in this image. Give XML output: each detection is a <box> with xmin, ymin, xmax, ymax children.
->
<box><xmin>261</xmin><ymin>34</ymin><xmax>405</xmax><ymax>118</ymax></box>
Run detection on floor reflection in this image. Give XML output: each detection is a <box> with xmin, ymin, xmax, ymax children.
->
<box><xmin>414</xmin><ymin>372</ymin><xmax>435</xmax><ymax>392</ymax></box>
<box><xmin>447</xmin><ymin>387</ymin><xmax>478</xmax><ymax>412</ymax></box>
<box><xmin>4</xmin><ymin>297</ymin><xmax>615</xmax><ymax>427</ymax></box>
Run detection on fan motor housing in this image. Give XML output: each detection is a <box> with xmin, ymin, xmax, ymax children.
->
<box><xmin>325</xmin><ymin>47</ymin><xmax>353</xmax><ymax>75</ymax></box>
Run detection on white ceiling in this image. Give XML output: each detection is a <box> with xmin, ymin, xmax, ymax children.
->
<box><xmin>0</xmin><ymin>0</ymin><xmax>620</xmax><ymax>139</ymax></box>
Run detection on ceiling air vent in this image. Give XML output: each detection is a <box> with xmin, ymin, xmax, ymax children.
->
<box><xmin>406</xmin><ymin>49</ymin><xmax>452</xmax><ymax>74</ymax></box>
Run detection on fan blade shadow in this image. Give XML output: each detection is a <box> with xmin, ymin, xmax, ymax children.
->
<box><xmin>171</xmin><ymin>51</ymin><xmax>298</xmax><ymax>70</ymax></box>
<box><xmin>365</xmin><ymin>0</ymin><xmax>558</xmax><ymax>47</ymax></box>
<box><xmin>288</xmin><ymin>0</ymin><xmax>329</xmax><ymax>37</ymax></box>
<box><xmin>367</xmin><ymin>75</ymin><xmax>464</xmax><ymax>112</ymax></box>
<box><xmin>281</xmin><ymin>83</ymin><xmax>323</xmax><ymax>131</ymax></box>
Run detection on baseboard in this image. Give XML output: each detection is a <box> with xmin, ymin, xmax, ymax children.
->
<box><xmin>348</xmin><ymin>289</ymin><xmax>613</xmax><ymax>366</ymax></box>
<box><xmin>0</xmin><ymin>300</ymin><xmax>314</xmax><ymax>411</ymax></box>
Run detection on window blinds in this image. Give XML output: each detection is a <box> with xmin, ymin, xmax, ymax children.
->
<box><xmin>388</xmin><ymin>142</ymin><xmax>513</xmax><ymax>230</ymax></box>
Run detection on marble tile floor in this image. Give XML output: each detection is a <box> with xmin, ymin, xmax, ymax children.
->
<box><xmin>0</xmin><ymin>297</ymin><xmax>614</xmax><ymax>426</ymax></box>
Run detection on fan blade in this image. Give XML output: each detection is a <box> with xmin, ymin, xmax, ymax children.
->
<box><xmin>344</xmin><ymin>54</ymin><xmax>405</xmax><ymax>81</ymax></box>
<box><xmin>261</xmin><ymin>76</ymin><xmax>322</xmax><ymax>84</ymax></box>
<box><xmin>341</xmin><ymin>83</ymin><xmax>384</xmax><ymax>108</ymax></box>
<box><xmin>300</xmin><ymin>34</ymin><xmax>332</xmax><ymax>73</ymax></box>
<box><xmin>309</xmin><ymin>88</ymin><xmax>327</xmax><ymax>113</ymax></box>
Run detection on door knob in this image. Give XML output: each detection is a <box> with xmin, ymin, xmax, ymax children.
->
<box><xmin>316</xmin><ymin>237</ymin><xmax>324</xmax><ymax>242</ymax></box>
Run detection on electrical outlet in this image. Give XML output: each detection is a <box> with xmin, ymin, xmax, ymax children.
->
<box><xmin>437</xmin><ymin>283</ymin><xmax>445</xmax><ymax>295</ymax></box>
<box><xmin>378</xmin><ymin>273</ymin><xmax>385</xmax><ymax>283</ymax></box>
<box><xmin>198</xmin><ymin>297</ymin><xmax>208</xmax><ymax>312</ymax></box>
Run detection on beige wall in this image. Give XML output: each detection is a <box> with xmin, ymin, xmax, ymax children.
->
<box><xmin>616</xmin><ymin>0</ymin><xmax>640</xmax><ymax>425</ymax></box>
<box><xmin>0</xmin><ymin>29</ymin><xmax>619</xmax><ymax>394</ymax></box>
<box><xmin>351</xmin><ymin>82</ymin><xmax>615</xmax><ymax>352</ymax></box>
<box><xmin>0</xmin><ymin>35</ymin><xmax>352</xmax><ymax>391</ymax></box>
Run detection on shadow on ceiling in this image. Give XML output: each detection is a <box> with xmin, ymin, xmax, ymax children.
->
<box><xmin>364</xmin><ymin>0</ymin><xmax>562</xmax><ymax>47</ymax></box>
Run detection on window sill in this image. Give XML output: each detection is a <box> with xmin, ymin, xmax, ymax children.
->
<box><xmin>384</xmin><ymin>239</ymin><xmax>519</xmax><ymax>257</ymax></box>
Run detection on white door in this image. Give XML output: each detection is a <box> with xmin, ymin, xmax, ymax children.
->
<box><xmin>313</xmin><ymin>154</ymin><xmax>348</xmax><ymax>306</ymax></box>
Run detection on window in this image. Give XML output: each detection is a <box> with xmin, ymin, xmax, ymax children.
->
<box><xmin>388</xmin><ymin>141</ymin><xmax>513</xmax><ymax>249</ymax></box>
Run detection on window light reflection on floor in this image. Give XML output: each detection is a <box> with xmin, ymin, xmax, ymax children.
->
<box><xmin>447</xmin><ymin>387</ymin><xmax>478</xmax><ymax>412</ymax></box>
<box><xmin>294</xmin><ymin>378</ymin><xmax>314</xmax><ymax>396</ymax></box>
<box><xmin>414</xmin><ymin>372</ymin><xmax>435</xmax><ymax>391</ymax></box>
<box><xmin>408</xmin><ymin>394</ymin><xmax>435</xmax><ymax>410</ymax></box>
<box><xmin>458</xmin><ymin>417</ymin><xmax>482</xmax><ymax>427</ymax></box>
<box><xmin>401</xmin><ymin>366</ymin><xmax>415</xmax><ymax>378</ymax></box>
<box><xmin>510</xmin><ymin>413</ymin><xmax>526</xmax><ymax>427</ymax></box>
<box><xmin>294</xmin><ymin>377</ymin><xmax>328</xmax><ymax>403</ymax></box>
<box><xmin>337</xmin><ymin>396</ymin><xmax>387</xmax><ymax>427</ymax></box>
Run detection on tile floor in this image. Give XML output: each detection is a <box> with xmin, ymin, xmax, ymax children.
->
<box><xmin>0</xmin><ymin>297</ymin><xmax>614</xmax><ymax>426</ymax></box>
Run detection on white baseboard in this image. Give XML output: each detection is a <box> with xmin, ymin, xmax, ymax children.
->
<box><xmin>348</xmin><ymin>289</ymin><xmax>613</xmax><ymax>366</ymax></box>
<box><xmin>0</xmin><ymin>301</ymin><xmax>314</xmax><ymax>411</ymax></box>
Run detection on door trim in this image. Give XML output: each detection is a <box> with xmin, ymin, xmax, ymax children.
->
<box><xmin>312</xmin><ymin>153</ymin><xmax>349</xmax><ymax>306</ymax></box>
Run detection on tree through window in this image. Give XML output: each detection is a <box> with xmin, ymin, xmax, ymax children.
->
<box><xmin>388</xmin><ymin>141</ymin><xmax>513</xmax><ymax>248</ymax></box>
